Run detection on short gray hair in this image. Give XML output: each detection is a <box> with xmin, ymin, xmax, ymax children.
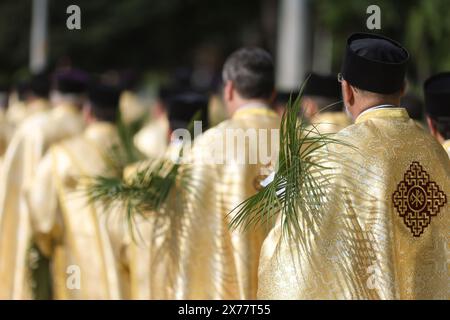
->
<box><xmin>222</xmin><ymin>47</ymin><xmax>274</xmax><ymax>99</ymax></box>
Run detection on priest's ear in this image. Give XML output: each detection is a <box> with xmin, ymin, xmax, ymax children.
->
<box><xmin>223</xmin><ymin>80</ymin><xmax>234</xmax><ymax>104</ymax></box>
<box><xmin>341</xmin><ymin>79</ymin><xmax>355</xmax><ymax>107</ymax></box>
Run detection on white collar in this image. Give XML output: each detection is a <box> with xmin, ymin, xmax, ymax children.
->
<box><xmin>358</xmin><ymin>104</ymin><xmax>396</xmax><ymax>118</ymax></box>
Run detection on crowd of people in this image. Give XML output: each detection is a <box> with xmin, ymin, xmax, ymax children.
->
<box><xmin>0</xmin><ymin>32</ymin><xmax>448</xmax><ymax>300</ymax></box>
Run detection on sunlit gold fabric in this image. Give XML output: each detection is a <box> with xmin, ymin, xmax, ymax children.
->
<box><xmin>119</xmin><ymin>91</ymin><xmax>147</xmax><ymax>125</ymax></box>
<box><xmin>443</xmin><ymin>140</ymin><xmax>450</xmax><ymax>158</ymax></box>
<box><xmin>26</xmin><ymin>122</ymin><xmax>125</xmax><ymax>299</ymax></box>
<box><xmin>133</xmin><ymin>117</ymin><xmax>169</xmax><ymax>159</ymax></box>
<box><xmin>169</xmin><ymin>105</ymin><xmax>280</xmax><ymax>299</ymax></box>
<box><xmin>0</xmin><ymin>104</ymin><xmax>83</xmax><ymax>299</ymax></box>
<box><xmin>116</xmin><ymin>141</ymin><xmax>184</xmax><ymax>300</ymax></box>
<box><xmin>6</xmin><ymin>99</ymin><xmax>51</xmax><ymax>129</ymax></box>
<box><xmin>258</xmin><ymin>107</ymin><xmax>450</xmax><ymax>299</ymax></box>
<box><xmin>309</xmin><ymin>111</ymin><xmax>352</xmax><ymax>134</ymax></box>
<box><xmin>6</xmin><ymin>101</ymin><xmax>28</xmax><ymax>127</ymax></box>
<box><xmin>0</xmin><ymin>109</ymin><xmax>12</xmax><ymax>159</ymax></box>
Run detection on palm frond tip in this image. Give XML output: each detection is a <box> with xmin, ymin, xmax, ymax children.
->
<box><xmin>229</xmin><ymin>87</ymin><xmax>353</xmax><ymax>239</ymax></box>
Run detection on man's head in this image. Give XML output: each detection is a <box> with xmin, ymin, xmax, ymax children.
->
<box><xmin>84</xmin><ymin>81</ymin><xmax>121</xmax><ymax>123</ymax></box>
<box><xmin>424</xmin><ymin>72</ymin><xmax>450</xmax><ymax>143</ymax></box>
<box><xmin>302</xmin><ymin>73</ymin><xmax>342</xmax><ymax>120</ymax></box>
<box><xmin>29</xmin><ymin>72</ymin><xmax>50</xmax><ymax>101</ymax></box>
<box><xmin>14</xmin><ymin>73</ymin><xmax>50</xmax><ymax>104</ymax></box>
<box><xmin>166</xmin><ymin>91</ymin><xmax>209</xmax><ymax>133</ymax></box>
<box><xmin>50</xmin><ymin>69</ymin><xmax>90</xmax><ymax>108</ymax></box>
<box><xmin>222</xmin><ymin>47</ymin><xmax>275</xmax><ymax>115</ymax></box>
<box><xmin>340</xmin><ymin>33</ymin><xmax>409</xmax><ymax>119</ymax></box>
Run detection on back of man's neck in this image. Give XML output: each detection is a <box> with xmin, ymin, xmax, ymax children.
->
<box><xmin>355</xmin><ymin>100</ymin><xmax>401</xmax><ymax>118</ymax></box>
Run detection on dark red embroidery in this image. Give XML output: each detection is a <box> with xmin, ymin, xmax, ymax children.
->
<box><xmin>392</xmin><ymin>161</ymin><xmax>447</xmax><ymax>237</ymax></box>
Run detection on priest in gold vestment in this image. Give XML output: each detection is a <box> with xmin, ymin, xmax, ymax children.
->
<box><xmin>0</xmin><ymin>70</ymin><xmax>87</xmax><ymax>299</ymax></box>
<box><xmin>120</xmin><ymin>91</ymin><xmax>210</xmax><ymax>300</ymax></box>
<box><xmin>163</xmin><ymin>48</ymin><xmax>280</xmax><ymax>299</ymax></box>
<box><xmin>6</xmin><ymin>74</ymin><xmax>52</xmax><ymax>131</ymax></box>
<box><xmin>257</xmin><ymin>33</ymin><xmax>449</xmax><ymax>300</ymax></box>
<box><xmin>133</xmin><ymin>85</ymin><xmax>175</xmax><ymax>159</ymax></box>
<box><xmin>423</xmin><ymin>72</ymin><xmax>450</xmax><ymax>158</ymax></box>
<box><xmin>26</xmin><ymin>82</ymin><xmax>126</xmax><ymax>299</ymax></box>
<box><xmin>0</xmin><ymin>74</ymin><xmax>52</xmax><ymax>159</ymax></box>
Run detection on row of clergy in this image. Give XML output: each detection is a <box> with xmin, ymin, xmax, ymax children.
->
<box><xmin>0</xmin><ymin>32</ymin><xmax>449</xmax><ymax>300</ymax></box>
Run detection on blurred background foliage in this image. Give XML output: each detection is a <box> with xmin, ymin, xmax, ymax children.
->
<box><xmin>1</xmin><ymin>0</ymin><xmax>450</xmax><ymax>91</ymax></box>
<box><xmin>315</xmin><ymin>0</ymin><xmax>450</xmax><ymax>89</ymax></box>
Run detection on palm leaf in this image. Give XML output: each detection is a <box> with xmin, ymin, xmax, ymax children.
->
<box><xmin>228</xmin><ymin>82</ymin><xmax>355</xmax><ymax>242</ymax></box>
<box><xmin>83</xmin><ymin>110</ymin><xmax>201</xmax><ymax>235</ymax></box>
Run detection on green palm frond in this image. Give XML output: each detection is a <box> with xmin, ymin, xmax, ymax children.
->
<box><xmin>85</xmin><ymin>155</ymin><xmax>187</xmax><ymax>223</ymax></box>
<box><xmin>228</xmin><ymin>85</ymin><xmax>355</xmax><ymax>241</ymax></box>
<box><xmin>83</xmin><ymin>110</ymin><xmax>201</xmax><ymax>236</ymax></box>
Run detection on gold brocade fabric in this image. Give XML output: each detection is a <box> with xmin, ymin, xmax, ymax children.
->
<box><xmin>443</xmin><ymin>140</ymin><xmax>450</xmax><ymax>158</ymax></box>
<box><xmin>258</xmin><ymin>108</ymin><xmax>450</xmax><ymax>299</ymax></box>
<box><xmin>119</xmin><ymin>91</ymin><xmax>147</xmax><ymax>125</ymax></box>
<box><xmin>6</xmin><ymin>101</ymin><xmax>28</xmax><ymax>127</ymax></box>
<box><xmin>0</xmin><ymin>109</ymin><xmax>12</xmax><ymax>159</ymax></box>
<box><xmin>6</xmin><ymin>99</ymin><xmax>51</xmax><ymax>129</ymax></box>
<box><xmin>309</xmin><ymin>111</ymin><xmax>352</xmax><ymax>135</ymax></box>
<box><xmin>116</xmin><ymin>142</ymin><xmax>185</xmax><ymax>300</ymax></box>
<box><xmin>0</xmin><ymin>104</ymin><xmax>84</xmax><ymax>299</ymax></box>
<box><xmin>26</xmin><ymin>122</ymin><xmax>124</xmax><ymax>299</ymax></box>
<box><xmin>133</xmin><ymin>117</ymin><xmax>169</xmax><ymax>159</ymax></box>
<box><xmin>169</xmin><ymin>105</ymin><xmax>280</xmax><ymax>299</ymax></box>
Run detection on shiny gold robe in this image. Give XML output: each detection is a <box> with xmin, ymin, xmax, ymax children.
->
<box><xmin>133</xmin><ymin>117</ymin><xmax>169</xmax><ymax>159</ymax></box>
<box><xmin>258</xmin><ymin>108</ymin><xmax>450</xmax><ymax>299</ymax></box>
<box><xmin>171</xmin><ymin>105</ymin><xmax>280</xmax><ymax>299</ymax></box>
<box><xmin>0</xmin><ymin>99</ymin><xmax>51</xmax><ymax>160</ymax></box>
<box><xmin>0</xmin><ymin>109</ymin><xmax>12</xmax><ymax>159</ymax></box>
<box><xmin>119</xmin><ymin>90</ymin><xmax>147</xmax><ymax>125</ymax></box>
<box><xmin>0</xmin><ymin>104</ymin><xmax>84</xmax><ymax>299</ymax></box>
<box><xmin>114</xmin><ymin>141</ymin><xmax>183</xmax><ymax>300</ymax></box>
<box><xmin>6</xmin><ymin>98</ymin><xmax>51</xmax><ymax>129</ymax></box>
<box><xmin>26</xmin><ymin>122</ymin><xmax>125</xmax><ymax>299</ymax></box>
<box><xmin>443</xmin><ymin>140</ymin><xmax>450</xmax><ymax>158</ymax></box>
<box><xmin>309</xmin><ymin>111</ymin><xmax>352</xmax><ymax>135</ymax></box>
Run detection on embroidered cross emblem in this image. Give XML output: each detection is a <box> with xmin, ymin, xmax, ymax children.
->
<box><xmin>392</xmin><ymin>161</ymin><xmax>447</xmax><ymax>237</ymax></box>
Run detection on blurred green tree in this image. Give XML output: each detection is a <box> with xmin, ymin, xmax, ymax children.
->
<box><xmin>0</xmin><ymin>0</ymin><xmax>266</xmax><ymax>81</ymax></box>
<box><xmin>313</xmin><ymin>0</ymin><xmax>450</xmax><ymax>88</ymax></box>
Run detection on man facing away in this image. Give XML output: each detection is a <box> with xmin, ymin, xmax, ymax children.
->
<box><xmin>258</xmin><ymin>33</ymin><xmax>449</xmax><ymax>299</ymax></box>
<box><xmin>118</xmin><ymin>89</ymin><xmax>209</xmax><ymax>300</ymax></box>
<box><xmin>0</xmin><ymin>69</ymin><xmax>87</xmax><ymax>299</ymax></box>
<box><xmin>26</xmin><ymin>81</ymin><xmax>125</xmax><ymax>299</ymax></box>
<box><xmin>170</xmin><ymin>47</ymin><xmax>280</xmax><ymax>299</ymax></box>
<box><xmin>424</xmin><ymin>72</ymin><xmax>450</xmax><ymax>158</ymax></box>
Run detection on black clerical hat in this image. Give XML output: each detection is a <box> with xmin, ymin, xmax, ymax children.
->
<box><xmin>53</xmin><ymin>69</ymin><xmax>90</xmax><ymax>94</ymax></box>
<box><xmin>88</xmin><ymin>82</ymin><xmax>122</xmax><ymax>122</ymax></box>
<box><xmin>88</xmin><ymin>82</ymin><xmax>121</xmax><ymax>109</ymax></box>
<box><xmin>167</xmin><ymin>91</ymin><xmax>209</xmax><ymax>131</ymax></box>
<box><xmin>341</xmin><ymin>33</ymin><xmax>409</xmax><ymax>94</ymax></box>
<box><xmin>30</xmin><ymin>72</ymin><xmax>50</xmax><ymax>98</ymax></box>
<box><xmin>303</xmin><ymin>73</ymin><xmax>341</xmax><ymax>99</ymax></box>
<box><xmin>424</xmin><ymin>72</ymin><xmax>450</xmax><ymax>118</ymax></box>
